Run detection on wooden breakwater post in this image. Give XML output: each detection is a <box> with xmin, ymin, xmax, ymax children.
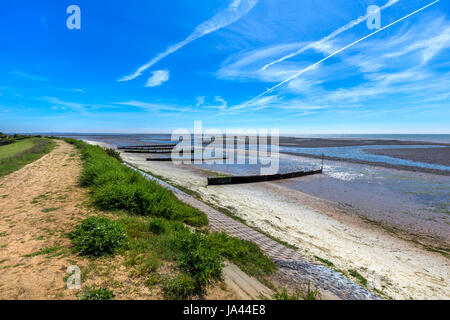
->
<box><xmin>207</xmin><ymin>169</ymin><xmax>323</xmax><ymax>186</ymax></box>
<box><xmin>118</xmin><ymin>144</ymin><xmax>176</xmax><ymax>150</ymax></box>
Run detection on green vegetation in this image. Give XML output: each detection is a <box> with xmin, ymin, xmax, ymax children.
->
<box><xmin>66</xmin><ymin>138</ymin><xmax>208</xmax><ymax>227</ymax></box>
<box><xmin>0</xmin><ymin>133</ymin><xmax>42</xmax><ymax>146</ymax></box>
<box><xmin>0</xmin><ymin>138</ymin><xmax>55</xmax><ymax>177</ymax></box>
<box><xmin>69</xmin><ymin>217</ymin><xmax>127</xmax><ymax>257</ymax></box>
<box><xmin>104</xmin><ymin>148</ymin><xmax>122</xmax><ymax>162</ymax></box>
<box><xmin>79</xmin><ymin>288</ymin><xmax>115</xmax><ymax>300</ymax></box>
<box><xmin>314</xmin><ymin>256</ymin><xmax>335</xmax><ymax>267</ymax></box>
<box><xmin>162</xmin><ymin>273</ymin><xmax>197</xmax><ymax>299</ymax></box>
<box><xmin>64</xmin><ymin>138</ymin><xmax>275</xmax><ymax>299</ymax></box>
<box><xmin>24</xmin><ymin>246</ymin><xmax>62</xmax><ymax>258</ymax></box>
<box><xmin>273</xmin><ymin>283</ymin><xmax>320</xmax><ymax>300</ymax></box>
<box><xmin>41</xmin><ymin>207</ymin><xmax>59</xmax><ymax>213</ymax></box>
<box><xmin>348</xmin><ymin>269</ymin><xmax>368</xmax><ymax>287</ymax></box>
<box><xmin>118</xmin><ymin>214</ymin><xmax>275</xmax><ymax>298</ymax></box>
<box><xmin>0</xmin><ymin>139</ymin><xmax>35</xmax><ymax>160</ymax></box>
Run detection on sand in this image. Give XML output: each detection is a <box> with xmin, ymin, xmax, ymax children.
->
<box><xmin>121</xmin><ymin>151</ymin><xmax>450</xmax><ymax>300</ymax></box>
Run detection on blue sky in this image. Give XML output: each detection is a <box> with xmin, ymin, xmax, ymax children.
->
<box><xmin>0</xmin><ymin>0</ymin><xmax>449</xmax><ymax>134</ymax></box>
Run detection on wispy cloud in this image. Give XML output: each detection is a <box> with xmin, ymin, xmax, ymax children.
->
<box><xmin>115</xmin><ymin>100</ymin><xmax>193</xmax><ymax>113</ymax></box>
<box><xmin>260</xmin><ymin>0</ymin><xmax>400</xmax><ymax>71</ymax></box>
<box><xmin>118</xmin><ymin>0</ymin><xmax>258</xmax><ymax>82</ymax></box>
<box><xmin>145</xmin><ymin>70</ymin><xmax>170</xmax><ymax>87</ymax></box>
<box><xmin>216</xmin><ymin>10</ymin><xmax>450</xmax><ymax>118</ymax></box>
<box><xmin>245</xmin><ymin>0</ymin><xmax>442</xmax><ymax>105</ymax></box>
<box><xmin>42</xmin><ymin>97</ymin><xmax>118</xmax><ymax>114</ymax></box>
<box><xmin>195</xmin><ymin>96</ymin><xmax>205</xmax><ymax>107</ymax></box>
<box><xmin>13</xmin><ymin>70</ymin><xmax>49</xmax><ymax>81</ymax></box>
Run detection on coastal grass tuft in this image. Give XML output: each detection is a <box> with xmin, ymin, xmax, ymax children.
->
<box><xmin>273</xmin><ymin>282</ymin><xmax>320</xmax><ymax>300</ymax></box>
<box><xmin>69</xmin><ymin>217</ymin><xmax>127</xmax><ymax>257</ymax></box>
<box><xmin>314</xmin><ymin>256</ymin><xmax>335</xmax><ymax>267</ymax></box>
<box><xmin>79</xmin><ymin>288</ymin><xmax>115</xmax><ymax>300</ymax></box>
<box><xmin>348</xmin><ymin>269</ymin><xmax>368</xmax><ymax>287</ymax></box>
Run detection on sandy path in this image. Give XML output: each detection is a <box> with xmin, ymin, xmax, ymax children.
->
<box><xmin>0</xmin><ymin>140</ymin><xmax>87</xmax><ymax>299</ymax></box>
<box><xmin>122</xmin><ymin>152</ymin><xmax>450</xmax><ymax>300</ymax></box>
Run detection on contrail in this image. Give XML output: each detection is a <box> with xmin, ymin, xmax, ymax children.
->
<box><xmin>260</xmin><ymin>0</ymin><xmax>400</xmax><ymax>71</ymax></box>
<box><xmin>245</xmin><ymin>0</ymin><xmax>441</xmax><ymax>106</ymax></box>
<box><xmin>118</xmin><ymin>0</ymin><xmax>258</xmax><ymax>82</ymax></box>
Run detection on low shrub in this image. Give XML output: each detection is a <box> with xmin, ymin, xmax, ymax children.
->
<box><xmin>207</xmin><ymin>232</ymin><xmax>276</xmax><ymax>278</ymax></box>
<box><xmin>104</xmin><ymin>147</ymin><xmax>122</xmax><ymax>162</ymax></box>
<box><xmin>69</xmin><ymin>217</ymin><xmax>127</xmax><ymax>256</ymax></box>
<box><xmin>79</xmin><ymin>288</ymin><xmax>115</xmax><ymax>300</ymax></box>
<box><xmin>163</xmin><ymin>273</ymin><xmax>197</xmax><ymax>300</ymax></box>
<box><xmin>148</xmin><ymin>217</ymin><xmax>168</xmax><ymax>235</ymax></box>
<box><xmin>177</xmin><ymin>231</ymin><xmax>223</xmax><ymax>292</ymax></box>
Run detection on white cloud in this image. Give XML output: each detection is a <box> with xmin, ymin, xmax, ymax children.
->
<box><xmin>145</xmin><ymin>70</ymin><xmax>170</xmax><ymax>87</ymax></box>
<box><xmin>115</xmin><ymin>100</ymin><xmax>193</xmax><ymax>113</ymax></box>
<box><xmin>118</xmin><ymin>0</ymin><xmax>259</xmax><ymax>82</ymax></box>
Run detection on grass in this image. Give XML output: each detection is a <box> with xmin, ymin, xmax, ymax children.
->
<box><xmin>273</xmin><ymin>282</ymin><xmax>320</xmax><ymax>300</ymax></box>
<box><xmin>24</xmin><ymin>246</ymin><xmax>62</xmax><ymax>258</ymax></box>
<box><xmin>0</xmin><ymin>139</ymin><xmax>35</xmax><ymax>160</ymax></box>
<box><xmin>41</xmin><ymin>207</ymin><xmax>59</xmax><ymax>213</ymax></box>
<box><xmin>67</xmin><ymin>138</ymin><xmax>208</xmax><ymax>227</ymax></box>
<box><xmin>118</xmin><ymin>214</ymin><xmax>275</xmax><ymax>298</ymax></box>
<box><xmin>0</xmin><ymin>138</ymin><xmax>56</xmax><ymax>177</ymax></box>
<box><xmin>64</xmin><ymin>138</ymin><xmax>276</xmax><ymax>299</ymax></box>
<box><xmin>79</xmin><ymin>288</ymin><xmax>115</xmax><ymax>300</ymax></box>
<box><xmin>314</xmin><ymin>256</ymin><xmax>335</xmax><ymax>267</ymax></box>
<box><xmin>348</xmin><ymin>269</ymin><xmax>368</xmax><ymax>287</ymax></box>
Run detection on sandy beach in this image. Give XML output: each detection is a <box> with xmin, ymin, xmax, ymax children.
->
<box><xmin>121</xmin><ymin>150</ymin><xmax>450</xmax><ymax>300</ymax></box>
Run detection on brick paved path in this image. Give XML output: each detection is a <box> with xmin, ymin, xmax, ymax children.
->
<box><xmin>128</xmin><ymin>164</ymin><xmax>380</xmax><ymax>300</ymax></box>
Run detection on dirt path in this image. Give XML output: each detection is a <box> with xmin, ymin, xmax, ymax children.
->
<box><xmin>0</xmin><ymin>140</ymin><xmax>87</xmax><ymax>299</ymax></box>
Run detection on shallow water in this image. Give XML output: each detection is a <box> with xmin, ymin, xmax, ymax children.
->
<box><xmin>280</xmin><ymin>145</ymin><xmax>450</xmax><ymax>172</ymax></box>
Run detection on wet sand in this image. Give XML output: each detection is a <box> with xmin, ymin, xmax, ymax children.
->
<box><xmin>366</xmin><ymin>147</ymin><xmax>450</xmax><ymax>167</ymax></box>
<box><xmin>120</xmin><ymin>151</ymin><xmax>450</xmax><ymax>300</ymax></box>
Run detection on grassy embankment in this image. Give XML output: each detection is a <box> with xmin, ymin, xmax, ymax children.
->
<box><xmin>0</xmin><ymin>138</ymin><xmax>56</xmax><ymax>177</ymax></box>
<box><xmin>64</xmin><ymin>138</ymin><xmax>276</xmax><ymax>299</ymax></box>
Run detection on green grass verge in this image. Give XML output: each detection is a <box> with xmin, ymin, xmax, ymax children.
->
<box><xmin>66</xmin><ymin>138</ymin><xmax>208</xmax><ymax>227</ymax></box>
<box><xmin>0</xmin><ymin>139</ymin><xmax>35</xmax><ymax>160</ymax></box>
<box><xmin>0</xmin><ymin>138</ymin><xmax>56</xmax><ymax>177</ymax></box>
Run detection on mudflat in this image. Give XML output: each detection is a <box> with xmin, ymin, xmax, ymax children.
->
<box><xmin>365</xmin><ymin>147</ymin><xmax>450</xmax><ymax>167</ymax></box>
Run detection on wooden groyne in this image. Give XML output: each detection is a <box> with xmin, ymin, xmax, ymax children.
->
<box><xmin>207</xmin><ymin>169</ymin><xmax>323</xmax><ymax>185</ymax></box>
<box><xmin>147</xmin><ymin>156</ymin><xmax>228</xmax><ymax>162</ymax></box>
<box><xmin>125</xmin><ymin>149</ymin><xmax>173</xmax><ymax>154</ymax></box>
<box><xmin>118</xmin><ymin>144</ymin><xmax>176</xmax><ymax>150</ymax></box>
